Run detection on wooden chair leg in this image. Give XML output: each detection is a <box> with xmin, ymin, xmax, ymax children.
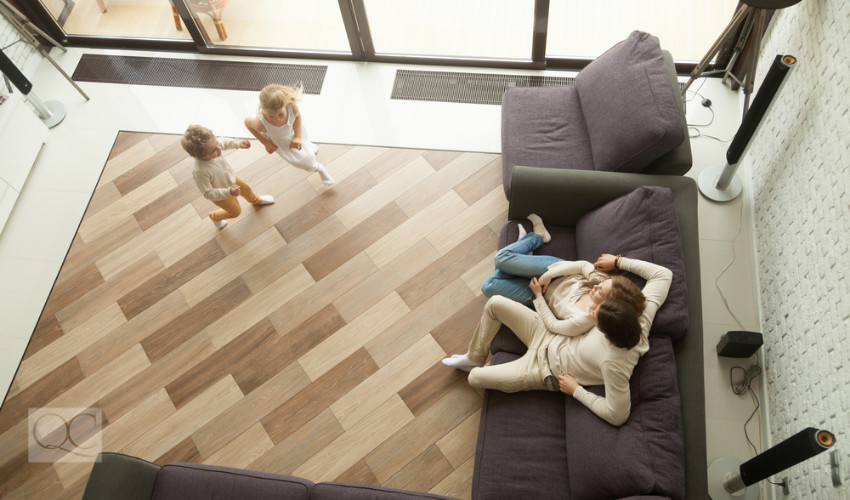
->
<box><xmin>213</xmin><ymin>18</ymin><xmax>227</xmax><ymax>40</ymax></box>
<box><xmin>171</xmin><ymin>6</ymin><xmax>182</xmax><ymax>31</ymax></box>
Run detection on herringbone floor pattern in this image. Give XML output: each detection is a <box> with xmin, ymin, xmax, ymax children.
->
<box><xmin>0</xmin><ymin>132</ymin><xmax>508</xmax><ymax>499</ymax></box>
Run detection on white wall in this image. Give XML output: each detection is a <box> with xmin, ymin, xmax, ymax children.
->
<box><xmin>744</xmin><ymin>0</ymin><xmax>849</xmax><ymax>497</ymax></box>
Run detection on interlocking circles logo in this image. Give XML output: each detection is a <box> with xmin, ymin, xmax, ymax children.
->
<box><xmin>28</xmin><ymin>407</ymin><xmax>102</xmax><ymax>463</ymax></box>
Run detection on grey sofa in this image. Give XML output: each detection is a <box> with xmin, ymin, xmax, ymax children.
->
<box><xmin>500</xmin><ymin>31</ymin><xmax>692</xmax><ymax>198</ymax></box>
<box><xmin>82</xmin><ymin>452</ymin><xmax>459</xmax><ymax>500</ymax></box>
<box><xmin>472</xmin><ymin>166</ymin><xmax>707</xmax><ymax>499</ymax></box>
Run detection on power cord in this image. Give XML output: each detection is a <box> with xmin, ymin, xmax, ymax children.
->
<box><xmin>715</xmin><ymin>196</ymin><xmax>746</xmax><ymax>329</ymax></box>
<box><xmin>729</xmin><ymin>354</ymin><xmax>785</xmax><ymax>488</ymax></box>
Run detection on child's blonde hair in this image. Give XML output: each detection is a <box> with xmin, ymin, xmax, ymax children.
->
<box><xmin>258</xmin><ymin>83</ymin><xmax>304</xmax><ymax>112</ymax></box>
<box><xmin>182</xmin><ymin>124</ymin><xmax>215</xmax><ymax>158</ymax></box>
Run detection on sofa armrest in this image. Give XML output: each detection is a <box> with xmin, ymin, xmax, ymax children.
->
<box><xmin>82</xmin><ymin>452</ymin><xmax>160</xmax><ymax>500</ymax></box>
<box><xmin>641</xmin><ymin>50</ymin><xmax>693</xmax><ymax>176</ymax></box>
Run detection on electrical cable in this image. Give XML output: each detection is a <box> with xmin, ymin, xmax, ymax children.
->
<box><xmin>715</xmin><ymin>196</ymin><xmax>746</xmax><ymax>330</ymax></box>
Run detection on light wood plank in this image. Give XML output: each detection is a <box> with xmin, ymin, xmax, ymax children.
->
<box><xmin>121</xmin><ymin>375</ymin><xmax>243</xmax><ymax>460</ymax></box>
<box><xmin>203</xmin><ymin>422</ymin><xmax>274</xmax><ymax>467</ymax></box>
<box><xmin>293</xmin><ymin>394</ymin><xmax>414</xmax><ymax>482</ymax></box>
<box><xmin>426</xmin><ymin>187</ymin><xmax>508</xmax><ymax>255</ymax></box>
<box><xmin>298</xmin><ymin>292</ymin><xmax>410</xmax><ymax>381</ymax></box>
<box><xmin>331</xmin><ymin>334</ymin><xmax>444</xmax><ymax>430</ymax></box>
<box><xmin>204</xmin><ymin>264</ymin><xmax>315</xmax><ymax>349</ymax></box>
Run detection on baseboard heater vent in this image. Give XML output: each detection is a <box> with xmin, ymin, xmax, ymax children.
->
<box><xmin>72</xmin><ymin>55</ymin><xmax>326</xmax><ymax>93</ymax></box>
<box><xmin>391</xmin><ymin>69</ymin><xmax>577</xmax><ymax>105</ymax></box>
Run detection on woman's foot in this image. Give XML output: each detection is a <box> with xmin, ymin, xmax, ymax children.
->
<box><xmin>441</xmin><ymin>354</ymin><xmax>482</xmax><ymax>372</ymax></box>
<box><xmin>527</xmin><ymin>213</ymin><xmax>551</xmax><ymax>243</ymax></box>
<box><xmin>517</xmin><ymin>223</ymin><xmax>527</xmax><ymax>241</ymax></box>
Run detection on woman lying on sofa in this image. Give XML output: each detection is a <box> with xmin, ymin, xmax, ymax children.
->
<box><xmin>442</xmin><ymin>216</ymin><xmax>672</xmax><ymax>426</ymax></box>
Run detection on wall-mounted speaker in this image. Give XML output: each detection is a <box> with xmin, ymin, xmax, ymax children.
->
<box><xmin>698</xmin><ymin>54</ymin><xmax>797</xmax><ymax>202</ymax></box>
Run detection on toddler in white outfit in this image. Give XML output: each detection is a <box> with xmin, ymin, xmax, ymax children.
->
<box><xmin>245</xmin><ymin>84</ymin><xmax>335</xmax><ymax>186</ymax></box>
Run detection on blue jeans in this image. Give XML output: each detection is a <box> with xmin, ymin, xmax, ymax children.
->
<box><xmin>481</xmin><ymin>233</ymin><xmax>562</xmax><ymax>306</ymax></box>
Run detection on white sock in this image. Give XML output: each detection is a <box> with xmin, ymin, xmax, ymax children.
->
<box><xmin>517</xmin><ymin>223</ymin><xmax>527</xmax><ymax>241</ymax></box>
<box><xmin>213</xmin><ymin>219</ymin><xmax>227</xmax><ymax>229</ymax></box>
<box><xmin>527</xmin><ymin>213</ymin><xmax>551</xmax><ymax>243</ymax></box>
<box><xmin>441</xmin><ymin>354</ymin><xmax>481</xmax><ymax>372</ymax></box>
<box><xmin>258</xmin><ymin>195</ymin><xmax>275</xmax><ymax>205</ymax></box>
<box><xmin>316</xmin><ymin>164</ymin><xmax>335</xmax><ymax>186</ymax></box>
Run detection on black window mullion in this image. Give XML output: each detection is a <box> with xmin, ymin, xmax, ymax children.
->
<box><xmin>348</xmin><ymin>0</ymin><xmax>374</xmax><ymax>61</ymax></box>
<box><xmin>531</xmin><ymin>0</ymin><xmax>549</xmax><ymax>68</ymax></box>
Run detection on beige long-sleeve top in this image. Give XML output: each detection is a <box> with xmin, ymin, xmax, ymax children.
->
<box><xmin>191</xmin><ymin>137</ymin><xmax>241</xmax><ymax>202</ymax></box>
<box><xmin>531</xmin><ymin>260</ymin><xmax>609</xmax><ymax>336</ymax></box>
<box><xmin>547</xmin><ymin>257</ymin><xmax>672</xmax><ymax>426</ymax></box>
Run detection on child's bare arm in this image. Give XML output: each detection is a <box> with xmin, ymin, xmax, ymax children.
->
<box><xmin>290</xmin><ymin>103</ymin><xmax>303</xmax><ymax>150</ymax></box>
<box><xmin>244</xmin><ymin>117</ymin><xmax>278</xmax><ymax>154</ymax></box>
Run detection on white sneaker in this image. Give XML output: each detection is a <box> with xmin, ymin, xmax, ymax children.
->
<box><xmin>213</xmin><ymin>219</ymin><xmax>227</xmax><ymax>229</ymax></box>
<box><xmin>258</xmin><ymin>195</ymin><xmax>275</xmax><ymax>205</ymax></box>
<box><xmin>317</xmin><ymin>165</ymin><xmax>335</xmax><ymax>186</ymax></box>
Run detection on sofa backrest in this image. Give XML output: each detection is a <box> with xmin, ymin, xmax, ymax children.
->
<box><xmin>576</xmin><ymin>31</ymin><xmax>688</xmax><ymax>175</ymax></box>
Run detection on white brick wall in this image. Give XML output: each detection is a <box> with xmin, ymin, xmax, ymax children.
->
<box><xmin>745</xmin><ymin>1</ymin><xmax>849</xmax><ymax>497</ymax></box>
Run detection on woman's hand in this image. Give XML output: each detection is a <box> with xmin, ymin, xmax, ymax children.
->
<box><xmin>529</xmin><ymin>277</ymin><xmax>544</xmax><ymax>298</ymax></box>
<box><xmin>557</xmin><ymin>373</ymin><xmax>579</xmax><ymax>395</ymax></box>
<box><xmin>594</xmin><ymin>253</ymin><xmax>618</xmax><ymax>271</ymax></box>
<box><xmin>537</xmin><ymin>272</ymin><xmax>552</xmax><ymax>292</ymax></box>
<box><xmin>289</xmin><ymin>137</ymin><xmax>303</xmax><ymax>150</ymax></box>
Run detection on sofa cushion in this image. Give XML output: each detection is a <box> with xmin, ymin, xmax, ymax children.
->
<box><xmin>312</xmin><ymin>482</ymin><xmax>457</xmax><ymax>499</ymax></box>
<box><xmin>501</xmin><ymin>85</ymin><xmax>595</xmax><ymax>197</ymax></box>
<box><xmin>564</xmin><ymin>335</ymin><xmax>684</xmax><ymax>500</ymax></box>
<box><xmin>472</xmin><ymin>352</ymin><xmax>572</xmax><ymax>500</ymax></box>
<box><xmin>575</xmin><ymin>186</ymin><xmax>688</xmax><ymax>339</ymax></box>
<box><xmin>576</xmin><ymin>31</ymin><xmax>685</xmax><ymax>173</ymax></box>
<box><xmin>151</xmin><ymin>463</ymin><xmax>313</xmax><ymax>500</ymax></box>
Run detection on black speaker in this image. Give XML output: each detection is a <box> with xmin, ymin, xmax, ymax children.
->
<box><xmin>740</xmin><ymin>428</ymin><xmax>835</xmax><ymax>486</ymax></box>
<box><xmin>726</xmin><ymin>55</ymin><xmax>797</xmax><ymax>165</ymax></box>
<box><xmin>0</xmin><ymin>48</ymin><xmax>33</xmax><ymax>95</ymax></box>
<box><xmin>716</xmin><ymin>331</ymin><xmax>763</xmax><ymax>358</ymax></box>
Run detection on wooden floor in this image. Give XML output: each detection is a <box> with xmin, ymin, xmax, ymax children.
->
<box><xmin>0</xmin><ymin>132</ymin><xmax>508</xmax><ymax>499</ymax></box>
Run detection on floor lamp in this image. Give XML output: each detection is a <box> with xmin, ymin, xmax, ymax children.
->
<box><xmin>681</xmin><ymin>0</ymin><xmax>802</xmax><ymax>120</ymax></box>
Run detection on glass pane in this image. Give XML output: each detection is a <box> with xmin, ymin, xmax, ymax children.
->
<box><xmin>40</xmin><ymin>0</ymin><xmax>191</xmax><ymax>40</ymax></box>
<box><xmin>364</xmin><ymin>0</ymin><xmax>535</xmax><ymax>60</ymax></box>
<box><xmin>546</xmin><ymin>0</ymin><xmax>739</xmax><ymax>61</ymax></box>
<box><xmin>187</xmin><ymin>0</ymin><xmax>350</xmax><ymax>52</ymax></box>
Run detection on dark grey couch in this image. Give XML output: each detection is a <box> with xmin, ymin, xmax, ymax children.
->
<box><xmin>82</xmin><ymin>452</ymin><xmax>459</xmax><ymax>500</ymax></box>
<box><xmin>471</xmin><ymin>166</ymin><xmax>707</xmax><ymax>499</ymax></box>
<box><xmin>500</xmin><ymin>31</ymin><xmax>692</xmax><ymax>199</ymax></box>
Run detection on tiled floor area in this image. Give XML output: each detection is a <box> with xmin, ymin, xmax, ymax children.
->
<box><xmin>0</xmin><ymin>47</ymin><xmax>769</xmax><ymax>489</ymax></box>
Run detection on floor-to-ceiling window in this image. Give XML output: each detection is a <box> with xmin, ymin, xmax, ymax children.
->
<box><xmin>22</xmin><ymin>0</ymin><xmax>738</xmax><ymax>70</ymax></box>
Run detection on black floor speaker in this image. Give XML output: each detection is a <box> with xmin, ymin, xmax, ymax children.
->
<box><xmin>716</xmin><ymin>331</ymin><xmax>763</xmax><ymax>358</ymax></box>
<box><xmin>0</xmin><ymin>48</ymin><xmax>33</xmax><ymax>94</ymax></box>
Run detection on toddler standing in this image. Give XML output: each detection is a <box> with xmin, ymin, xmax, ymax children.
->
<box><xmin>244</xmin><ymin>84</ymin><xmax>335</xmax><ymax>186</ymax></box>
<box><xmin>182</xmin><ymin>124</ymin><xmax>274</xmax><ymax>229</ymax></box>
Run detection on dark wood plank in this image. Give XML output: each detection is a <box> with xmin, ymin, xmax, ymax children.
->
<box><xmin>231</xmin><ymin>304</ymin><xmax>346</xmax><ymax>395</ymax></box>
<box><xmin>398</xmin><ymin>362</ymin><xmax>468</xmax><ymax>417</ymax></box>
<box><xmin>117</xmin><ymin>239</ymin><xmax>225</xmax><ymax>320</ymax></box>
<box><xmin>156</xmin><ymin>436</ymin><xmax>202</xmax><ymax>464</ymax></box>
<box><xmin>454</xmin><ymin>157</ymin><xmax>503</xmax><ymax>205</ymax></box>
<box><xmin>261</xmin><ymin>348</ymin><xmax>378</xmax><ymax>444</ymax></box>
<box><xmin>396</xmin><ymin>226</ymin><xmax>496</xmax><ymax>309</ymax></box>
<box><xmin>430</xmin><ymin>295</ymin><xmax>489</xmax><ymax>357</ymax></box>
<box><xmin>302</xmin><ymin>202</ymin><xmax>407</xmax><ymax>281</ymax></box>
<box><xmin>164</xmin><ymin>318</ymin><xmax>278</xmax><ymax>409</ymax></box>
<box><xmin>113</xmin><ymin>140</ymin><xmax>186</xmax><ymax>196</ymax></box>
<box><xmin>140</xmin><ymin>277</ymin><xmax>252</xmax><ymax>363</ymax></box>
<box><xmin>336</xmin><ymin>458</ymin><xmax>380</xmax><ymax>486</ymax></box>
<box><xmin>0</xmin><ymin>358</ymin><xmax>84</xmax><ymax>435</ymax></box>
<box><xmin>275</xmin><ymin>167</ymin><xmax>377</xmax><ymax>242</ymax></box>
<box><xmin>132</xmin><ymin>179</ymin><xmax>200</xmax><ymax>231</ymax></box>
